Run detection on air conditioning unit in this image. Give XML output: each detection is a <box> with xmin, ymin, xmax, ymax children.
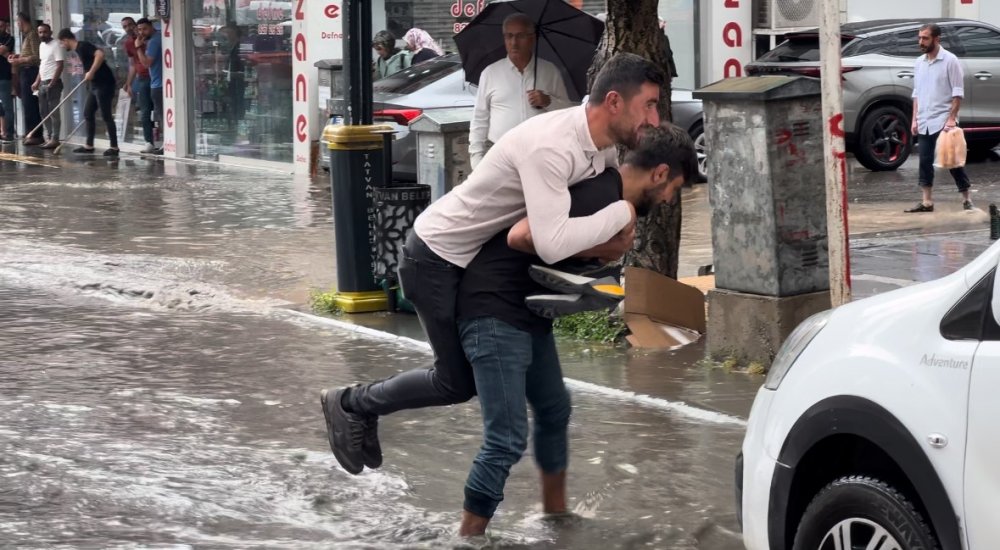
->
<box><xmin>756</xmin><ymin>0</ymin><xmax>819</xmax><ymax>30</ymax></box>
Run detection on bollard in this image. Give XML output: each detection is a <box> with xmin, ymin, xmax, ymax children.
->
<box><xmin>324</xmin><ymin>123</ymin><xmax>394</xmax><ymax>313</ymax></box>
<box><xmin>991</xmin><ymin>204</ymin><xmax>999</xmax><ymax>241</ymax></box>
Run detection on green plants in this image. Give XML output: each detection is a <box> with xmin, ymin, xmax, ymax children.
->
<box><xmin>309</xmin><ymin>289</ymin><xmax>343</xmax><ymax>317</ymax></box>
<box><xmin>553</xmin><ymin>310</ymin><xmax>627</xmax><ymax>344</ymax></box>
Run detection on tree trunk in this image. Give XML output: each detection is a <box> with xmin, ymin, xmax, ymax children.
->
<box><xmin>588</xmin><ymin>0</ymin><xmax>681</xmax><ymax>279</ymax></box>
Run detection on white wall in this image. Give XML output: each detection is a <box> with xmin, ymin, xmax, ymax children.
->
<box><xmin>845</xmin><ymin>0</ymin><xmax>941</xmax><ymax>23</ymax></box>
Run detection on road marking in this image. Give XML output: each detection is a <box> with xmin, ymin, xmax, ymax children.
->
<box><xmin>0</xmin><ymin>152</ymin><xmax>60</xmax><ymax>168</ymax></box>
<box><xmin>852</xmin><ymin>274</ymin><xmax>917</xmax><ymax>287</ymax></box>
<box><xmin>282</xmin><ymin>309</ymin><xmax>748</xmax><ymax>427</ymax></box>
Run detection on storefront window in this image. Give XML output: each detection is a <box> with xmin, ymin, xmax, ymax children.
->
<box><xmin>187</xmin><ymin>0</ymin><xmax>293</xmax><ymax>163</ymax></box>
<box><xmin>660</xmin><ymin>0</ymin><xmax>696</xmax><ymax>90</ymax></box>
<box><xmin>65</xmin><ymin>1</ymin><xmax>143</xmax><ymax>144</ymax></box>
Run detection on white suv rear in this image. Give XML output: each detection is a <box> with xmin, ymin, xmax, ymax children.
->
<box><xmin>738</xmin><ymin>240</ymin><xmax>1000</xmax><ymax>549</ymax></box>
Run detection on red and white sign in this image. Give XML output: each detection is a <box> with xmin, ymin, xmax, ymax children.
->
<box><xmin>702</xmin><ymin>0</ymin><xmax>752</xmax><ymax>84</ymax></box>
<box><xmin>292</xmin><ymin>0</ymin><xmax>344</xmax><ymax>174</ymax></box>
<box><xmin>161</xmin><ymin>18</ymin><xmax>178</xmax><ymax>156</ymax></box>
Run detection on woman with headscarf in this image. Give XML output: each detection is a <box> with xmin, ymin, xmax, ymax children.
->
<box><xmin>372</xmin><ymin>30</ymin><xmax>411</xmax><ymax>79</ymax></box>
<box><xmin>403</xmin><ymin>28</ymin><xmax>443</xmax><ymax>65</ymax></box>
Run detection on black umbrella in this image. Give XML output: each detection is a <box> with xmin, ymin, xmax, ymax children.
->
<box><xmin>453</xmin><ymin>0</ymin><xmax>605</xmax><ymax>99</ymax></box>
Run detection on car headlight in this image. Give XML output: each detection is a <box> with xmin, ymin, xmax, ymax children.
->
<box><xmin>764</xmin><ymin>310</ymin><xmax>832</xmax><ymax>390</ymax></box>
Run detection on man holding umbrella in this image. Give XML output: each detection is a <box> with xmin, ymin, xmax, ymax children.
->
<box><xmin>469</xmin><ymin>13</ymin><xmax>573</xmax><ymax>169</ymax></box>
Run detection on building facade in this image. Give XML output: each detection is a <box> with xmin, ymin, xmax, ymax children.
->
<box><xmin>1</xmin><ymin>0</ymin><xmax>994</xmax><ymax>173</ymax></box>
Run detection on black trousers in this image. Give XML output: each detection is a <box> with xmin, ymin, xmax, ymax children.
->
<box><xmin>85</xmin><ymin>82</ymin><xmax>117</xmax><ymax>148</ymax></box>
<box><xmin>19</xmin><ymin>67</ymin><xmax>40</xmax><ymax>136</ymax></box>
<box><xmin>347</xmin><ymin>233</ymin><xmax>477</xmax><ymax>417</ymax></box>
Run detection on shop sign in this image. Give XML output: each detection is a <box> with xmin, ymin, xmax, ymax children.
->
<box><xmin>156</xmin><ymin>0</ymin><xmax>170</xmax><ymax>19</ymax></box>
<box><xmin>704</xmin><ymin>0</ymin><xmax>752</xmax><ymax>83</ymax></box>
<box><xmin>162</xmin><ymin>17</ymin><xmax>177</xmax><ymax>155</ymax></box>
<box><xmin>450</xmin><ymin>0</ymin><xmax>486</xmax><ymax>33</ymax></box>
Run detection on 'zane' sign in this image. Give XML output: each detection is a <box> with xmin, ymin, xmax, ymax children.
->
<box><xmin>704</xmin><ymin>0</ymin><xmax>752</xmax><ymax>83</ymax></box>
<box><xmin>292</xmin><ymin>0</ymin><xmax>344</xmax><ymax>174</ymax></box>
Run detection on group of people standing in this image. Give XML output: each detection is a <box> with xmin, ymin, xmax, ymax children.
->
<box><xmin>0</xmin><ymin>13</ymin><xmax>163</xmax><ymax>156</ymax></box>
<box><xmin>372</xmin><ymin>27</ymin><xmax>444</xmax><ymax>79</ymax></box>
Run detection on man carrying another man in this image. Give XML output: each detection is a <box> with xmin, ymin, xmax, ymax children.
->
<box><xmin>321</xmin><ymin>53</ymin><xmax>667</xmax><ymax>529</ymax></box>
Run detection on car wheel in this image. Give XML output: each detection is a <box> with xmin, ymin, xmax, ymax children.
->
<box><xmin>691</xmin><ymin>122</ymin><xmax>708</xmax><ymax>183</ymax></box>
<box><xmin>856</xmin><ymin>106</ymin><xmax>912</xmax><ymax>172</ymax></box>
<box><xmin>792</xmin><ymin>476</ymin><xmax>938</xmax><ymax>550</ymax></box>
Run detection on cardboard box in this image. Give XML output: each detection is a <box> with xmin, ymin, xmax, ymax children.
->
<box><xmin>623</xmin><ymin>267</ymin><xmax>708</xmax><ymax>349</ymax></box>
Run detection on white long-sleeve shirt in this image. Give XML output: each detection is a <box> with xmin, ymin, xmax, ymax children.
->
<box><xmin>913</xmin><ymin>47</ymin><xmax>964</xmax><ymax>135</ymax></box>
<box><xmin>414</xmin><ymin>105</ymin><xmax>633</xmax><ymax>268</ymax></box>
<box><xmin>468</xmin><ymin>56</ymin><xmax>573</xmax><ymax>168</ymax></box>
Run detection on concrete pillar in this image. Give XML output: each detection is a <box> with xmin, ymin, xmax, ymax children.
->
<box><xmin>693</xmin><ymin>77</ymin><xmax>832</xmax><ymax>367</ymax></box>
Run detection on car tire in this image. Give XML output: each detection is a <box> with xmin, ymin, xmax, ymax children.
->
<box><xmin>792</xmin><ymin>476</ymin><xmax>939</xmax><ymax>550</ymax></box>
<box><xmin>690</xmin><ymin>122</ymin><xmax>708</xmax><ymax>183</ymax></box>
<box><xmin>856</xmin><ymin>105</ymin><xmax>912</xmax><ymax>172</ymax></box>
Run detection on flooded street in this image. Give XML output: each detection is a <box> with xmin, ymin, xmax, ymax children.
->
<box><xmin>1</xmin><ymin>158</ymin><xmax>745</xmax><ymax>549</ymax></box>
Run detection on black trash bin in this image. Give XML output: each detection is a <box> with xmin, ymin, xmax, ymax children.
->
<box><xmin>374</xmin><ymin>183</ymin><xmax>432</xmax><ymax>311</ymax></box>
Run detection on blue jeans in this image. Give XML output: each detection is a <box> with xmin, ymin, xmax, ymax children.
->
<box><xmin>132</xmin><ymin>77</ymin><xmax>153</xmax><ymax>144</ymax></box>
<box><xmin>459</xmin><ymin>317</ymin><xmax>571</xmax><ymax>519</ymax></box>
<box><xmin>918</xmin><ymin>130</ymin><xmax>971</xmax><ymax>192</ymax></box>
<box><xmin>0</xmin><ymin>79</ymin><xmax>13</xmax><ymax>138</ymax></box>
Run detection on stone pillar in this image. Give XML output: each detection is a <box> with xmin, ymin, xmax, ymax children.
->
<box><xmin>693</xmin><ymin>76</ymin><xmax>832</xmax><ymax>367</ymax></box>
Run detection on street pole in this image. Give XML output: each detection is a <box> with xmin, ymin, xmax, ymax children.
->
<box><xmin>819</xmin><ymin>0</ymin><xmax>852</xmax><ymax>306</ymax></box>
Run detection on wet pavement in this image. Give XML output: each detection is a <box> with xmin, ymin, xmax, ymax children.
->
<box><xmin>1</xmin><ymin>146</ymin><xmax>998</xmax><ymax>548</ymax></box>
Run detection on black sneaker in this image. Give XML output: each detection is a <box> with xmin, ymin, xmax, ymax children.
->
<box><xmin>320</xmin><ymin>388</ymin><xmax>366</xmax><ymax>475</ymax></box>
<box><xmin>964</xmin><ymin>200</ymin><xmax>975</xmax><ymax>211</ymax></box>
<box><xmin>362</xmin><ymin>415</ymin><xmax>382</xmax><ymax>469</ymax></box>
<box><xmin>103</xmin><ymin>148</ymin><xmax>119</xmax><ymax>157</ymax></box>
<box><xmin>73</xmin><ymin>146</ymin><xmax>95</xmax><ymax>154</ymax></box>
<box><xmin>904</xmin><ymin>202</ymin><xmax>934</xmax><ymax>213</ymax></box>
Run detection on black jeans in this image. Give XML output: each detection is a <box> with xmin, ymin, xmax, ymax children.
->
<box><xmin>85</xmin><ymin>82</ymin><xmax>117</xmax><ymax>148</ymax></box>
<box><xmin>347</xmin><ymin>232</ymin><xmax>477</xmax><ymax>417</ymax></box>
<box><xmin>151</xmin><ymin>86</ymin><xmax>163</xmax><ymax>142</ymax></box>
<box><xmin>19</xmin><ymin>67</ymin><xmax>40</xmax><ymax>137</ymax></box>
<box><xmin>918</xmin><ymin>130</ymin><xmax>970</xmax><ymax>192</ymax></box>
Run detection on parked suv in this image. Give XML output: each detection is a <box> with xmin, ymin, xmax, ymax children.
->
<box><xmin>747</xmin><ymin>19</ymin><xmax>1000</xmax><ymax>172</ymax></box>
<box><xmin>737</xmin><ymin>240</ymin><xmax>1000</xmax><ymax>549</ymax></box>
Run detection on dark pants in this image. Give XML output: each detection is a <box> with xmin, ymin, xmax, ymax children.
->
<box><xmin>38</xmin><ymin>79</ymin><xmax>63</xmax><ymax>141</ymax></box>
<box><xmin>347</xmin><ymin>233</ymin><xmax>477</xmax><ymax>417</ymax></box>
<box><xmin>19</xmin><ymin>67</ymin><xmax>40</xmax><ymax>137</ymax></box>
<box><xmin>918</xmin><ymin>130</ymin><xmax>971</xmax><ymax>192</ymax></box>
<box><xmin>459</xmin><ymin>317</ymin><xmax>570</xmax><ymax>519</ymax></box>
<box><xmin>132</xmin><ymin>76</ymin><xmax>153</xmax><ymax>144</ymax></box>
<box><xmin>151</xmin><ymin>86</ymin><xmax>163</xmax><ymax>143</ymax></box>
<box><xmin>0</xmin><ymin>78</ymin><xmax>14</xmax><ymax>138</ymax></box>
<box><xmin>85</xmin><ymin>82</ymin><xmax>117</xmax><ymax>148</ymax></box>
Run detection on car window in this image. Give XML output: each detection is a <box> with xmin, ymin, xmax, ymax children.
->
<box><xmin>843</xmin><ymin>33</ymin><xmax>894</xmax><ymax>57</ymax></box>
<box><xmin>954</xmin><ymin>26</ymin><xmax>1000</xmax><ymax>58</ymax></box>
<box><xmin>885</xmin><ymin>31</ymin><xmax>923</xmax><ymax>58</ymax></box>
<box><xmin>373</xmin><ymin>58</ymin><xmax>462</xmax><ymax>95</ymax></box>
<box><xmin>758</xmin><ymin>36</ymin><xmax>821</xmax><ymax>62</ymax></box>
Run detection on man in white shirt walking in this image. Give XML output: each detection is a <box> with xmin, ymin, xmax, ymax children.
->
<box><xmin>321</xmin><ymin>53</ymin><xmax>664</xmax><ymax>480</ymax></box>
<box><xmin>31</xmin><ymin>23</ymin><xmax>64</xmax><ymax>149</ymax></box>
<box><xmin>468</xmin><ymin>13</ymin><xmax>573</xmax><ymax>169</ymax></box>
<box><xmin>905</xmin><ymin>23</ymin><xmax>972</xmax><ymax>213</ymax></box>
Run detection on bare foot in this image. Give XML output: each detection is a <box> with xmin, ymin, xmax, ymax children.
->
<box><xmin>541</xmin><ymin>470</ymin><xmax>567</xmax><ymax>514</ymax></box>
<box><xmin>459</xmin><ymin>510</ymin><xmax>490</xmax><ymax>537</ymax></box>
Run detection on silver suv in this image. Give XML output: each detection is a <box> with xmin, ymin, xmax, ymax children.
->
<box><xmin>747</xmin><ymin>19</ymin><xmax>1000</xmax><ymax>172</ymax></box>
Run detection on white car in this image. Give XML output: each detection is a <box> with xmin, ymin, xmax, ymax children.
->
<box><xmin>738</xmin><ymin>241</ymin><xmax>1000</xmax><ymax>549</ymax></box>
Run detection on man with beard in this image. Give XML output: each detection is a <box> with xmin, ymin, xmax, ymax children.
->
<box><xmin>320</xmin><ymin>53</ymin><xmax>664</xmax><ymax>478</ymax></box>
<box><xmin>31</xmin><ymin>24</ymin><xmax>64</xmax><ymax>149</ymax></box>
<box><xmin>455</xmin><ymin>123</ymin><xmax>697</xmax><ymax>535</ymax></box>
<box><xmin>905</xmin><ymin>22</ymin><xmax>973</xmax><ymax>213</ymax></box>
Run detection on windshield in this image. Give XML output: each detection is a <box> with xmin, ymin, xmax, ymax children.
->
<box><xmin>373</xmin><ymin>58</ymin><xmax>462</xmax><ymax>95</ymax></box>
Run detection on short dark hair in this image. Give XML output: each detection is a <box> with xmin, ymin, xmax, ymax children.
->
<box><xmin>56</xmin><ymin>28</ymin><xmax>75</xmax><ymax>41</ymax></box>
<box><xmin>136</xmin><ymin>18</ymin><xmax>152</xmax><ymax>27</ymax></box>
<box><xmin>624</xmin><ymin>123</ymin><xmax>699</xmax><ymax>185</ymax></box>
<box><xmin>920</xmin><ymin>23</ymin><xmax>942</xmax><ymax>38</ymax></box>
<box><xmin>0</xmin><ymin>18</ymin><xmax>10</xmax><ymax>24</ymax></box>
<box><xmin>37</xmin><ymin>23</ymin><xmax>51</xmax><ymax>33</ymax></box>
<box><xmin>121</xmin><ymin>16</ymin><xmax>136</xmax><ymax>25</ymax></box>
<box><xmin>588</xmin><ymin>53</ymin><xmax>665</xmax><ymax>105</ymax></box>
<box><xmin>16</xmin><ymin>12</ymin><xmax>31</xmax><ymax>25</ymax></box>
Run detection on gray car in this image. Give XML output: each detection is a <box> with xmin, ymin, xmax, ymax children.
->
<box><xmin>747</xmin><ymin>19</ymin><xmax>1000</xmax><ymax>172</ymax></box>
<box><xmin>324</xmin><ymin>54</ymin><xmax>707</xmax><ymax>182</ymax></box>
